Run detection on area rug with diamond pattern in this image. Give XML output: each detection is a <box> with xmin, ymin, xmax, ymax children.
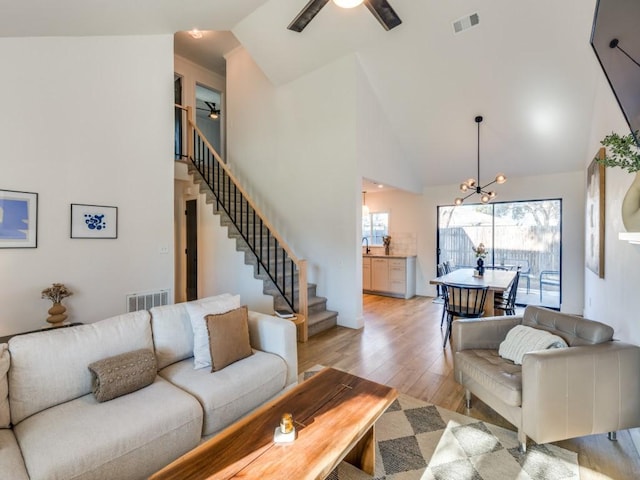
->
<box><xmin>300</xmin><ymin>367</ymin><xmax>579</xmax><ymax>480</ymax></box>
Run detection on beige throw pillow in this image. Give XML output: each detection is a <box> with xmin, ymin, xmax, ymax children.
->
<box><xmin>88</xmin><ymin>348</ymin><xmax>157</xmax><ymax>402</ymax></box>
<box><xmin>186</xmin><ymin>294</ymin><xmax>242</xmax><ymax>370</ymax></box>
<box><xmin>205</xmin><ymin>306</ymin><xmax>253</xmax><ymax>372</ymax></box>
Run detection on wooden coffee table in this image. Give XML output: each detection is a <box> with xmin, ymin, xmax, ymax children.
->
<box><xmin>150</xmin><ymin>367</ymin><xmax>397</xmax><ymax>480</ymax></box>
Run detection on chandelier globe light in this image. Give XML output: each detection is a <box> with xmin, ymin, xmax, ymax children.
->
<box><xmin>454</xmin><ymin>115</ymin><xmax>506</xmax><ymax>206</ymax></box>
<box><xmin>333</xmin><ymin>0</ymin><xmax>364</xmax><ymax>8</ymax></box>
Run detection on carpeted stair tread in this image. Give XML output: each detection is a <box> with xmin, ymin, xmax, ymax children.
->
<box><xmin>307</xmin><ymin>310</ymin><xmax>338</xmax><ymax>337</ymax></box>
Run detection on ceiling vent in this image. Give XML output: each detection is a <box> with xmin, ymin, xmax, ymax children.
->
<box><xmin>453</xmin><ymin>13</ymin><xmax>479</xmax><ymax>34</ymax></box>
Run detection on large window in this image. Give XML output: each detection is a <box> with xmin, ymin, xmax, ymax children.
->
<box><xmin>437</xmin><ymin>199</ymin><xmax>562</xmax><ymax>309</ymax></box>
<box><xmin>363</xmin><ymin>212</ymin><xmax>389</xmax><ymax>246</ymax></box>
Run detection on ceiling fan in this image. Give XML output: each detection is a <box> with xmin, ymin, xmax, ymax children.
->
<box><xmin>288</xmin><ymin>0</ymin><xmax>402</xmax><ymax>33</ymax></box>
<box><xmin>196</xmin><ymin>102</ymin><xmax>221</xmax><ymax>120</ymax></box>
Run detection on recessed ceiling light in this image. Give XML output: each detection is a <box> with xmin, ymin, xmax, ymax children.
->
<box><xmin>189</xmin><ymin>29</ymin><xmax>203</xmax><ymax>39</ymax></box>
<box><xmin>378</xmin><ymin>184</ymin><xmax>384</xmax><ymax>188</ymax></box>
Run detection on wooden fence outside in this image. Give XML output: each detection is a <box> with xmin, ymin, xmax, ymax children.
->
<box><xmin>439</xmin><ymin>225</ymin><xmax>561</xmax><ymax>290</ymax></box>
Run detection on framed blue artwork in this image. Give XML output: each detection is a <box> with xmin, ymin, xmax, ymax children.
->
<box><xmin>71</xmin><ymin>204</ymin><xmax>118</xmax><ymax>239</ymax></box>
<box><xmin>0</xmin><ymin>189</ymin><xmax>38</xmax><ymax>248</ymax></box>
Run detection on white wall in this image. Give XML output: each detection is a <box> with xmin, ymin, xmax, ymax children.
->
<box><xmin>584</xmin><ymin>61</ymin><xmax>640</xmax><ymax>345</ymax></box>
<box><xmin>220</xmin><ymin>47</ymin><xmax>363</xmax><ymax>326</ymax></box>
<box><xmin>362</xmin><ymin>189</ymin><xmax>421</xmax><ymax>258</ymax></box>
<box><xmin>355</xmin><ymin>60</ymin><xmax>423</xmax><ymax>195</ymax></box>
<box><xmin>0</xmin><ymin>36</ymin><xmax>175</xmax><ymax>336</ymax></box>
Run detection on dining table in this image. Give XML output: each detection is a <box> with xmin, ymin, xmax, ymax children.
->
<box><xmin>430</xmin><ymin>267</ymin><xmax>517</xmax><ymax>317</ymax></box>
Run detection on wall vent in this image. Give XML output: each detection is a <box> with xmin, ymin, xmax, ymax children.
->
<box><xmin>453</xmin><ymin>13</ymin><xmax>479</xmax><ymax>34</ymax></box>
<box><xmin>126</xmin><ymin>289</ymin><xmax>170</xmax><ymax>312</ymax></box>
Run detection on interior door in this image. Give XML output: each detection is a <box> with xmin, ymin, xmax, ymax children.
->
<box><xmin>186</xmin><ymin>199</ymin><xmax>198</xmax><ymax>301</ymax></box>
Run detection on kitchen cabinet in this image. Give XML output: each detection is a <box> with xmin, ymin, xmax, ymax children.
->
<box><xmin>362</xmin><ymin>256</ymin><xmax>371</xmax><ymax>290</ymax></box>
<box><xmin>363</xmin><ymin>256</ymin><xmax>416</xmax><ymax>299</ymax></box>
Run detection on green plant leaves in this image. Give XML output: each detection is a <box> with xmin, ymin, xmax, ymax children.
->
<box><xmin>598</xmin><ymin>131</ymin><xmax>640</xmax><ymax>172</ymax></box>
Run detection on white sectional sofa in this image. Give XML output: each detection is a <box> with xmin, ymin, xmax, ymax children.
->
<box><xmin>0</xmin><ymin>295</ymin><xmax>298</xmax><ymax>480</ymax></box>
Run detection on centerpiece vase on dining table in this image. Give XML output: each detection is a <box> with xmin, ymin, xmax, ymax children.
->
<box><xmin>476</xmin><ymin>258</ymin><xmax>485</xmax><ymax>276</ymax></box>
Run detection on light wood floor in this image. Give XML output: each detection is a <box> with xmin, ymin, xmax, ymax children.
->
<box><xmin>298</xmin><ymin>294</ymin><xmax>640</xmax><ymax>480</ymax></box>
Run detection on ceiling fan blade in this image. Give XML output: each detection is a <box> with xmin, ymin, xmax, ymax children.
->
<box><xmin>364</xmin><ymin>0</ymin><xmax>402</xmax><ymax>31</ymax></box>
<box><xmin>288</xmin><ymin>0</ymin><xmax>330</xmax><ymax>32</ymax></box>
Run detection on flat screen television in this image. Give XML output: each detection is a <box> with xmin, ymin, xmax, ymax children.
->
<box><xmin>591</xmin><ymin>0</ymin><xmax>640</xmax><ymax>146</ymax></box>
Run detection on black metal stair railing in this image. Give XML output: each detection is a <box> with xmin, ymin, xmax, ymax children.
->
<box><xmin>183</xmin><ymin>109</ymin><xmax>306</xmax><ymax>317</ymax></box>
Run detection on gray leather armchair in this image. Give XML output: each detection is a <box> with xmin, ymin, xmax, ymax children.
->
<box><xmin>452</xmin><ymin>306</ymin><xmax>640</xmax><ymax>452</ymax></box>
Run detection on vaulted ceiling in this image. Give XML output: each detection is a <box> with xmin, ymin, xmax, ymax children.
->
<box><xmin>1</xmin><ymin>0</ymin><xmax>607</xmax><ymax>189</ymax></box>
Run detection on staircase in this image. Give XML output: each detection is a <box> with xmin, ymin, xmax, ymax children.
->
<box><xmin>178</xmin><ymin>105</ymin><xmax>337</xmax><ymax>339</ymax></box>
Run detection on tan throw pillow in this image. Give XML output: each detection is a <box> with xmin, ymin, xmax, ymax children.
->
<box><xmin>205</xmin><ymin>306</ymin><xmax>253</xmax><ymax>372</ymax></box>
<box><xmin>88</xmin><ymin>349</ymin><xmax>157</xmax><ymax>402</ymax></box>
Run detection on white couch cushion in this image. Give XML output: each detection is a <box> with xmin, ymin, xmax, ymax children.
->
<box><xmin>0</xmin><ymin>344</ymin><xmax>10</xmax><ymax>428</ymax></box>
<box><xmin>9</xmin><ymin>311</ymin><xmax>152</xmax><ymax>424</ymax></box>
<box><xmin>0</xmin><ymin>429</ymin><xmax>29</xmax><ymax>480</ymax></box>
<box><xmin>159</xmin><ymin>350</ymin><xmax>287</xmax><ymax>435</ymax></box>
<box><xmin>13</xmin><ymin>377</ymin><xmax>202</xmax><ymax>480</ymax></box>
<box><xmin>150</xmin><ymin>302</ymin><xmax>192</xmax><ymax>369</ymax></box>
<box><xmin>185</xmin><ymin>294</ymin><xmax>241</xmax><ymax>370</ymax></box>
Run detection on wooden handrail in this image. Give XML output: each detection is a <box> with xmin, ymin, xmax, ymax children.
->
<box><xmin>186</xmin><ymin>108</ymin><xmax>302</xmax><ymax>266</ymax></box>
<box><xmin>181</xmin><ymin>106</ymin><xmax>308</xmax><ymax>335</ymax></box>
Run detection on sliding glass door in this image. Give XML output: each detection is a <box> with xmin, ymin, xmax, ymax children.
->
<box><xmin>437</xmin><ymin>199</ymin><xmax>562</xmax><ymax>309</ymax></box>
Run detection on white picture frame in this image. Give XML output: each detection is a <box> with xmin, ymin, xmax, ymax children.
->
<box><xmin>70</xmin><ymin>204</ymin><xmax>118</xmax><ymax>239</ymax></box>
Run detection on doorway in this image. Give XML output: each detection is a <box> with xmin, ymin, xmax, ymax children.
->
<box><xmin>186</xmin><ymin>199</ymin><xmax>198</xmax><ymax>301</ymax></box>
<box><xmin>195</xmin><ymin>84</ymin><xmax>223</xmax><ymax>159</ymax></box>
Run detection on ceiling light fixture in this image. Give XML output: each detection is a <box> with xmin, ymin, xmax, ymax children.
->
<box><xmin>333</xmin><ymin>0</ymin><xmax>364</xmax><ymax>8</ymax></box>
<box><xmin>362</xmin><ymin>191</ymin><xmax>370</xmax><ymax>216</ymax></box>
<box><xmin>206</xmin><ymin>102</ymin><xmax>221</xmax><ymax>120</ymax></box>
<box><xmin>454</xmin><ymin>116</ymin><xmax>506</xmax><ymax>206</ymax></box>
<box><xmin>188</xmin><ymin>29</ymin><xmax>203</xmax><ymax>39</ymax></box>
<box><xmin>609</xmin><ymin>38</ymin><xmax>640</xmax><ymax>68</ymax></box>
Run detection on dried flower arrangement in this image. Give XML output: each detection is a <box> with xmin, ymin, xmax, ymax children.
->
<box><xmin>41</xmin><ymin>283</ymin><xmax>73</xmax><ymax>304</ymax></box>
<box><xmin>472</xmin><ymin>243</ymin><xmax>488</xmax><ymax>259</ymax></box>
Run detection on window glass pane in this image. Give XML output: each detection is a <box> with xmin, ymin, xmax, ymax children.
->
<box><xmin>362</xmin><ymin>212</ymin><xmax>389</xmax><ymax>246</ymax></box>
<box><xmin>371</xmin><ymin>213</ymin><xmax>389</xmax><ymax>245</ymax></box>
<box><xmin>362</xmin><ymin>213</ymin><xmax>372</xmax><ymax>240</ymax></box>
<box><xmin>437</xmin><ymin>200</ymin><xmax>561</xmax><ymax>309</ymax></box>
<box><xmin>438</xmin><ymin>204</ymin><xmax>493</xmax><ymax>268</ymax></box>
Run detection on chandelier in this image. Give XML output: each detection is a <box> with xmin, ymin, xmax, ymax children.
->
<box><xmin>454</xmin><ymin>115</ymin><xmax>506</xmax><ymax>205</ymax></box>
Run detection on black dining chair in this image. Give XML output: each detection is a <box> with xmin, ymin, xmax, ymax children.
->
<box><xmin>442</xmin><ymin>284</ymin><xmax>488</xmax><ymax>348</ymax></box>
<box><xmin>494</xmin><ymin>271</ymin><xmax>520</xmax><ymax>315</ymax></box>
<box><xmin>436</xmin><ymin>263</ymin><xmax>447</xmax><ymax>328</ymax></box>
